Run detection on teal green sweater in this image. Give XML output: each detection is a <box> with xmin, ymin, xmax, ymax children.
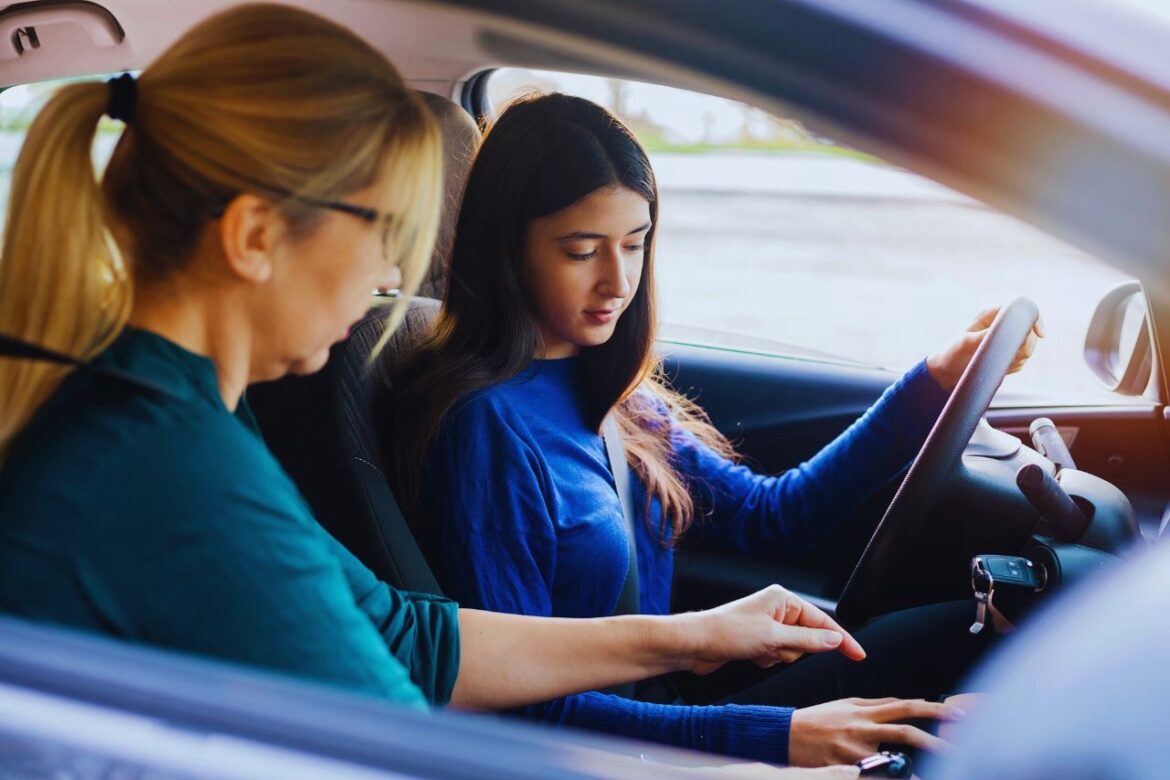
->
<box><xmin>0</xmin><ymin>328</ymin><xmax>459</xmax><ymax>708</ymax></box>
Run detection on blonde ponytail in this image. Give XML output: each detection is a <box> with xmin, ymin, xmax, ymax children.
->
<box><xmin>0</xmin><ymin>82</ymin><xmax>131</xmax><ymax>457</ymax></box>
<box><xmin>0</xmin><ymin>4</ymin><xmax>441</xmax><ymax>459</ymax></box>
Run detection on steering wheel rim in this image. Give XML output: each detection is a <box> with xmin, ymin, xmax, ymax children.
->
<box><xmin>835</xmin><ymin>297</ymin><xmax>1040</xmax><ymax>627</ymax></box>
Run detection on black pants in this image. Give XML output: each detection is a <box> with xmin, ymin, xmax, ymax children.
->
<box><xmin>639</xmin><ymin>600</ymin><xmax>995</xmax><ymax>708</ymax></box>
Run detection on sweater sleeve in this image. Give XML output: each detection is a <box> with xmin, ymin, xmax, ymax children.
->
<box><xmin>325</xmin><ymin>532</ymin><xmax>461</xmax><ymax>706</ymax></box>
<box><xmin>531</xmin><ymin>692</ymin><xmax>795</xmax><ymax>765</ymax></box>
<box><xmin>682</xmin><ymin>360</ymin><xmax>950</xmax><ymax>558</ymax></box>
<box><xmin>426</xmin><ymin>395</ymin><xmax>796</xmax><ymax>764</ymax></box>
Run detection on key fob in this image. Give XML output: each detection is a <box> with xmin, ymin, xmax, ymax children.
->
<box><xmin>856</xmin><ymin>750</ymin><xmax>912</xmax><ymax>777</ymax></box>
<box><xmin>970</xmin><ymin>554</ymin><xmax>1045</xmax><ymax>633</ymax></box>
<box><xmin>978</xmin><ymin>554</ymin><xmax>1041</xmax><ymax>589</ymax></box>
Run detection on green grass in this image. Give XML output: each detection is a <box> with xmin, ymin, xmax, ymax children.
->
<box><xmin>0</xmin><ymin>120</ymin><xmax>124</xmax><ymax>133</ymax></box>
<box><xmin>640</xmin><ymin>138</ymin><xmax>879</xmax><ymax>162</ymax></box>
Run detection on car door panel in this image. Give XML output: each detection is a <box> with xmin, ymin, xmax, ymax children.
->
<box><xmin>662</xmin><ymin>343</ymin><xmax>899</xmax><ymax>474</ymax></box>
<box><xmin>988</xmin><ymin>406</ymin><xmax>1170</xmax><ymax>534</ymax></box>
<box><xmin>662</xmin><ymin>343</ymin><xmax>900</xmax><ymax>612</ymax></box>
<box><xmin>663</xmin><ymin>342</ymin><xmax>1170</xmax><ymax>614</ymax></box>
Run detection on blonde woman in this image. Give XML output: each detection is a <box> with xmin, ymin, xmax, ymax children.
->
<box><xmin>0</xmin><ymin>10</ymin><xmax>870</xmax><ymax>772</ymax></box>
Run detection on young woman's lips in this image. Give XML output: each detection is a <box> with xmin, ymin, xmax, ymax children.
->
<box><xmin>584</xmin><ymin>309</ymin><xmax>618</xmax><ymax>325</ymax></box>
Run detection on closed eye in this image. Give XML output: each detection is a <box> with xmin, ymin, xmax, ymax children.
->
<box><xmin>567</xmin><ymin>250</ymin><xmax>596</xmax><ymax>261</ymax></box>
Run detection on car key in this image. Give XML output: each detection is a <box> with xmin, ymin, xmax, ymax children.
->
<box><xmin>856</xmin><ymin>751</ymin><xmax>911</xmax><ymax>777</ymax></box>
<box><xmin>970</xmin><ymin>555</ymin><xmax>1044</xmax><ymax>634</ymax></box>
<box><xmin>969</xmin><ymin>588</ymin><xmax>991</xmax><ymax>634</ymax></box>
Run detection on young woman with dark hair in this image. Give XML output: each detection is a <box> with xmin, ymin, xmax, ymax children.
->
<box><xmin>387</xmin><ymin>92</ymin><xmax>1041</xmax><ymax>767</ymax></box>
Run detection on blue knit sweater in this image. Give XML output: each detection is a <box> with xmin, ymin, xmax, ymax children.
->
<box><xmin>424</xmin><ymin>356</ymin><xmax>949</xmax><ymax>764</ymax></box>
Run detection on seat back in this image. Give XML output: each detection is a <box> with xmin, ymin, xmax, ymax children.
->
<box><xmin>248</xmin><ymin>91</ymin><xmax>478</xmax><ymax>592</ymax></box>
<box><xmin>413</xmin><ymin>90</ymin><xmax>479</xmax><ymax>299</ymax></box>
<box><xmin>248</xmin><ymin>298</ymin><xmax>441</xmax><ymax>592</ymax></box>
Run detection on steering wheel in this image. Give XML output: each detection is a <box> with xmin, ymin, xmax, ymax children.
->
<box><xmin>835</xmin><ymin>297</ymin><xmax>1040</xmax><ymax>627</ymax></box>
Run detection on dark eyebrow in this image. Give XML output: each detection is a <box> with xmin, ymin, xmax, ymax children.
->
<box><xmin>555</xmin><ymin>222</ymin><xmax>653</xmax><ymax>242</ymax></box>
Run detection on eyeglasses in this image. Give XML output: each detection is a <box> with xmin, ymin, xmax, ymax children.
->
<box><xmin>296</xmin><ymin>196</ymin><xmax>395</xmax><ymax>265</ymax></box>
<box><xmin>295</xmin><ymin>196</ymin><xmax>385</xmax><ymax>225</ymax></box>
<box><xmin>209</xmin><ymin>193</ymin><xmax>396</xmax><ymax>263</ymax></box>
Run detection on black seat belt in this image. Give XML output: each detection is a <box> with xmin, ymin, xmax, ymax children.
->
<box><xmin>601</xmin><ymin>414</ymin><xmax>640</xmax><ymax>698</ymax></box>
<box><xmin>0</xmin><ymin>333</ymin><xmax>174</xmax><ymax>398</ymax></box>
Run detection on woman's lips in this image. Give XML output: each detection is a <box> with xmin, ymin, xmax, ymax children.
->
<box><xmin>584</xmin><ymin>309</ymin><xmax>619</xmax><ymax>325</ymax></box>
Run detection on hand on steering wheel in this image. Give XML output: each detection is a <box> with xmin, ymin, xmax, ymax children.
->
<box><xmin>836</xmin><ymin>298</ymin><xmax>1041</xmax><ymax>626</ymax></box>
<box><xmin>926</xmin><ymin>306</ymin><xmax>1044</xmax><ymax>390</ymax></box>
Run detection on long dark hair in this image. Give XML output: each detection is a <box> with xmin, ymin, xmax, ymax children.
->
<box><xmin>387</xmin><ymin>93</ymin><xmax>733</xmax><ymax>546</ymax></box>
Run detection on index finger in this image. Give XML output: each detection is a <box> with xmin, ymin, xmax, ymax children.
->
<box><xmin>782</xmin><ymin>596</ymin><xmax>866</xmax><ymax>661</ymax></box>
<box><xmin>873</xmin><ymin>699</ymin><xmax>967</xmax><ymax>723</ymax></box>
<box><xmin>967</xmin><ymin>307</ymin><xmax>999</xmax><ymax>331</ymax></box>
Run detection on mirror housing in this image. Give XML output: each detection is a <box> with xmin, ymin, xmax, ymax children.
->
<box><xmin>1084</xmin><ymin>280</ymin><xmax>1154</xmax><ymax>396</ymax></box>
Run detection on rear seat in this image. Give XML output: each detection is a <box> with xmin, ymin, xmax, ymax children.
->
<box><xmin>247</xmin><ymin>91</ymin><xmax>479</xmax><ymax>593</ymax></box>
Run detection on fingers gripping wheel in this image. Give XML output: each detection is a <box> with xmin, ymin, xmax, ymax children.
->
<box><xmin>836</xmin><ymin>298</ymin><xmax>1041</xmax><ymax>626</ymax></box>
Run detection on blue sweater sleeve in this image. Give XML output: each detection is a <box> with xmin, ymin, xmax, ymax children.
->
<box><xmin>532</xmin><ymin>693</ymin><xmax>795</xmax><ymax>765</ymax></box>
<box><xmin>427</xmin><ymin>396</ymin><xmax>796</xmax><ymax>764</ymax></box>
<box><xmin>681</xmin><ymin>360</ymin><xmax>950</xmax><ymax>558</ymax></box>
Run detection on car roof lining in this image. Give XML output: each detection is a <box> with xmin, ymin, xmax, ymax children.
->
<box><xmin>0</xmin><ymin>0</ymin><xmax>814</xmax><ymax>112</ymax></box>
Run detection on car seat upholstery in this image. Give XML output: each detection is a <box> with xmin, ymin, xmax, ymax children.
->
<box><xmin>247</xmin><ymin>92</ymin><xmax>479</xmax><ymax>593</ymax></box>
<box><xmin>248</xmin><ymin>299</ymin><xmax>442</xmax><ymax>593</ymax></box>
<box><xmin>413</xmin><ymin>90</ymin><xmax>480</xmax><ymax>299</ymax></box>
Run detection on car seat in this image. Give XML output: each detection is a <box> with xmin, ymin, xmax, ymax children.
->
<box><xmin>247</xmin><ymin>91</ymin><xmax>479</xmax><ymax>593</ymax></box>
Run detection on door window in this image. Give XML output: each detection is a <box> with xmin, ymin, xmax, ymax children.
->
<box><xmin>486</xmin><ymin>69</ymin><xmax>1136</xmax><ymax>404</ymax></box>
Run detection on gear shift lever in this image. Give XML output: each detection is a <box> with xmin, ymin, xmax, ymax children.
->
<box><xmin>1029</xmin><ymin>417</ymin><xmax>1076</xmax><ymax>471</ymax></box>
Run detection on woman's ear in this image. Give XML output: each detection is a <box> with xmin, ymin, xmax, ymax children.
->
<box><xmin>217</xmin><ymin>194</ymin><xmax>284</xmax><ymax>284</ymax></box>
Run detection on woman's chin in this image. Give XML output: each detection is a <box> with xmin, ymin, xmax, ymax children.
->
<box><xmin>576</xmin><ymin>325</ymin><xmax>619</xmax><ymax>348</ymax></box>
<box><xmin>286</xmin><ymin>349</ymin><xmax>331</xmax><ymax>377</ymax></box>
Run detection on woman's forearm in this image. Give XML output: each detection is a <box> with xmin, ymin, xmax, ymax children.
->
<box><xmin>448</xmin><ymin>608</ymin><xmax>694</xmax><ymax>711</ymax></box>
<box><xmin>447</xmin><ymin>586</ymin><xmax>863</xmax><ymax>711</ymax></box>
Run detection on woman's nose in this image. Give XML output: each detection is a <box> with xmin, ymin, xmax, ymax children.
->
<box><xmin>597</xmin><ymin>248</ymin><xmax>631</xmax><ymax>299</ymax></box>
<box><xmin>375</xmin><ymin>264</ymin><xmax>403</xmax><ymax>294</ymax></box>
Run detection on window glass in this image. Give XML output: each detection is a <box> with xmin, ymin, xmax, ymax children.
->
<box><xmin>1</xmin><ymin>77</ymin><xmax>124</xmax><ymax>218</ymax></box>
<box><xmin>487</xmin><ymin>69</ymin><xmax>1136</xmax><ymax>404</ymax></box>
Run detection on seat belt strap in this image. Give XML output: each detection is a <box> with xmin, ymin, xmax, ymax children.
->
<box><xmin>0</xmin><ymin>333</ymin><xmax>174</xmax><ymax>398</ymax></box>
<box><xmin>600</xmin><ymin>414</ymin><xmax>642</xmax><ymax>700</ymax></box>
<box><xmin>603</xmin><ymin>413</ymin><xmax>640</xmax><ymax>616</ymax></box>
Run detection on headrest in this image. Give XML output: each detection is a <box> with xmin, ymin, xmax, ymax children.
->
<box><xmin>414</xmin><ymin>91</ymin><xmax>480</xmax><ymax>299</ymax></box>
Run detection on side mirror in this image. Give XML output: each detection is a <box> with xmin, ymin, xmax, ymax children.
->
<box><xmin>1084</xmin><ymin>280</ymin><xmax>1154</xmax><ymax>396</ymax></box>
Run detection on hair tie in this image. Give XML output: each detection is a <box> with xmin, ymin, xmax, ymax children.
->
<box><xmin>105</xmin><ymin>73</ymin><xmax>137</xmax><ymax>123</ymax></box>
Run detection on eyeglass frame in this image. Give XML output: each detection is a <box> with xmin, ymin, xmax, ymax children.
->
<box><xmin>208</xmin><ymin>192</ymin><xmax>396</xmax><ymax>263</ymax></box>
